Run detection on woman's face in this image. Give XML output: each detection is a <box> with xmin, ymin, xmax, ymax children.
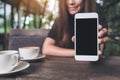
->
<box><xmin>66</xmin><ymin>0</ymin><xmax>84</xmax><ymax>15</ymax></box>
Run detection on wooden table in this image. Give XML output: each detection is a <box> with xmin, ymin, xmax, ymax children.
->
<box><xmin>0</xmin><ymin>56</ymin><xmax>120</xmax><ymax>80</ymax></box>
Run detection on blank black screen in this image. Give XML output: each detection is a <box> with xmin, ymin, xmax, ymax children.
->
<box><xmin>76</xmin><ymin>18</ymin><xmax>97</xmax><ymax>55</ymax></box>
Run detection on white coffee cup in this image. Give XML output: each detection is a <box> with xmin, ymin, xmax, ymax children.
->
<box><xmin>19</xmin><ymin>46</ymin><xmax>40</xmax><ymax>60</ymax></box>
<box><xmin>0</xmin><ymin>50</ymin><xmax>19</xmax><ymax>73</ymax></box>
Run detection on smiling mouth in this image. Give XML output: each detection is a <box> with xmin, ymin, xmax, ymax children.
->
<box><xmin>69</xmin><ymin>7</ymin><xmax>77</xmax><ymax>10</ymax></box>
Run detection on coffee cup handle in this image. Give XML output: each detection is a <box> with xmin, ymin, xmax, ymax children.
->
<box><xmin>11</xmin><ymin>54</ymin><xmax>20</xmax><ymax>68</ymax></box>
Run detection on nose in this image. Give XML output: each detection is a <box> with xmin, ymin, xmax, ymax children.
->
<box><xmin>68</xmin><ymin>0</ymin><xmax>75</xmax><ymax>4</ymax></box>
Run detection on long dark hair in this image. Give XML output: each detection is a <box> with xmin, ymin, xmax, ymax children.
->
<box><xmin>56</xmin><ymin>0</ymin><xmax>96</xmax><ymax>48</ymax></box>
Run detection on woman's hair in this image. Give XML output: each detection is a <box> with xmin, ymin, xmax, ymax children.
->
<box><xmin>56</xmin><ymin>0</ymin><xmax>96</xmax><ymax>48</ymax></box>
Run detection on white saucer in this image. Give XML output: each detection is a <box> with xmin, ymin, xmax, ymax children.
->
<box><xmin>21</xmin><ymin>54</ymin><xmax>46</xmax><ymax>61</ymax></box>
<box><xmin>0</xmin><ymin>61</ymin><xmax>30</xmax><ymax>75</ymax></box>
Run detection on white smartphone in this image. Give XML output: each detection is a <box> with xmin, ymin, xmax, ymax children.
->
<box><xmin>74</xmin><ymin>13</ymin><xmax>99</xmax><ymax>61</ymax></box>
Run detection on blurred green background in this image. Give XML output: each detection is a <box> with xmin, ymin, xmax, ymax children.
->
<box><xmin>0</xmin><ymin>0</ymin><xmax>120</xmax><ymax>56</ymax></box>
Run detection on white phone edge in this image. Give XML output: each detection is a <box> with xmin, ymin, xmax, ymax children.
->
<box><xmin>74</xmin><ymin>12</ymin><xmax>99</xmax><ymax>61</ymax></box>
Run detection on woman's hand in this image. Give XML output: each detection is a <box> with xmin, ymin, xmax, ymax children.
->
<box><xmin>71</xmin><ymin>25</ymin><xmax>108</xmax><ymax>56</ymax></box>
<box><xmin>98</xmin><ymin>25</ymin><xmax>108</xmax><ymax>56</ymax></box>
<box><xmin>98</xmin><ymin>25</ymin><xmax>108</xmax><ymax>45</ymax></box>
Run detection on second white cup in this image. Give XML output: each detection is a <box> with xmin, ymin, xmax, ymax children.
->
<box><xmin>19</xmin><ymin>46</ymin><xmax>40</xmax><ymax>60</ymax></box>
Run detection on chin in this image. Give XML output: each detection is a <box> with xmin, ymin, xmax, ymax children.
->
<box><xmin>69</xmin><ymin>12</ymin><xmax>76</xmax><ymax>15</ymax></box>
<box><xmin>69</xmin><ymin>11</ymin><xmax>78</xmax><ymax>15</ymax></box>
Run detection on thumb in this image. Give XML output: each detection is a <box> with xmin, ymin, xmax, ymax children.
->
<box><xmin>72</xmin><ymin>36</ymin><xmax>75</xmax><ymax>42</ymax></box>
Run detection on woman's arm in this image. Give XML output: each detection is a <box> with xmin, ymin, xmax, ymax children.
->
<box><xmin>42</xmin><ymin>37</ymin><xmax>74</xmax><ymax>57</ymax></box>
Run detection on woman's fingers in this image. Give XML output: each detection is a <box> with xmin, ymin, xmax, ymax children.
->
<box><xmin>98</xmin><ymin>25</ymin><xmax>102</xmax><ymax>30</ymax></box>
<box><xmin>72</xmin><ymin>36</ymin><xmax>75</xmax><ymax>42</ymax></box>
<box><xmin>98</xmin><ymin>28</ymin><xmax>108</xmax><ymax>38</ymax></box>
<box><xmin>98</xmin><ymin>50</ymin><xmax>102</xmax><ymax>55</ymax></box>
<box><xmin>98</xmin><ymin>37</ymin><xmax>109</xmax><ymax>44</ymax></box>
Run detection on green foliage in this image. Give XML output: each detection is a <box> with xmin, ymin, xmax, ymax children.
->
<box><xmin>104</xmin><ymin>42</ymin><xmax>120</xmax><ymax>56</ymax></box>
<box><xmin>0</xmin><ymin>1</ymin><xmax>120</xmax><ymax>55</ymax></box>
<box><xmin>97</xmin><ymin>0</ymin><xmax>120</xmax><ymax>56</ymax></box>
<box><xmin>103</xmin><ymin>2</ymin><xmax>120</xmax><ymax>34</ymax></box>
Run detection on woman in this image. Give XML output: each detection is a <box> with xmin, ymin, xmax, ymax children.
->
<box><xmin>42</xmin><ymin>0</ymin><xmax>108</xmax><ymax>57</ymax></box>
